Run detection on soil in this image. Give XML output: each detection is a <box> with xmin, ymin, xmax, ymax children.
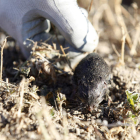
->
<box><xmin>0</xmin><ymin>1</ymin><xmax>140</xmax><ymax>140</ymax></box>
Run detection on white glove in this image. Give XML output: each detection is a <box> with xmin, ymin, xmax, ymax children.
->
<box><xmin>0</xmin><ymin>0</ymin><xmax>98</xmax><ymax>68</ymax></box>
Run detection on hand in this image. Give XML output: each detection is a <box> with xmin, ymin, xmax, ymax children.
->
<box><xmin>0</xmin><ymin>0</ymin><xmax>98</xmax><ymax>68</ymax></box>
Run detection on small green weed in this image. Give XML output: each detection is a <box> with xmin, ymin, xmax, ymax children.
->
<box><xmin>126</xmin><ymin>90</ymin><xmax>140</xmax><ymax>125</ymax></box>
<box><xmin>126</xmin><ymin>90</ymin><xmax>140</xmax><ymax>112</ymax></box>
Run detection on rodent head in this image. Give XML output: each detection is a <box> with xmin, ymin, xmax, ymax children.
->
<box><xmin>75</xmin><ymin>73</ymin><xmax>110</xmax><ymax>111</ymax></box>
<box><xmin>73</xmin><ymin>53</ymin><xmax>111</xmax><ymax>112</ymax></box>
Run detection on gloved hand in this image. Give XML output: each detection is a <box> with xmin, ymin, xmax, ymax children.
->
<box><xmin>0</xmin><ymin>0</ymin><xmax>98</xmax><ymax>68</ymax></box>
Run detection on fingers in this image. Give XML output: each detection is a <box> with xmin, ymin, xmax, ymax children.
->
<box><xmin>35</xmin><ymin>0</ymin><xmax>99</xmax><ymax>52</ymax></box>
<box><xmin>0</xmin><ymin>0</ymin><xmax>98</xmax><ymax>57</ymax></box>
<box><xmin>22</xmin><ymin>19</ymin><xmax>51</xmax><ymax>42</ymax></box>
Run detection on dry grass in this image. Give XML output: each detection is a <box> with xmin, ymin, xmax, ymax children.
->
<box><xmin>0</xmin><ymin>37</ymin><xmax>8</xmax><ymax>80</ymax></box>
<box><xmin>0</xmin><ymin>0</ymin><xmax>140</xmax><ymax>140</ymax></box>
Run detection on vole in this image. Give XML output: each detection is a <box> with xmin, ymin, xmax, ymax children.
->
<box><xmin>73</xmin><ymin>53</ymin><xmax>111</xmax><ymax>112</ymax></box>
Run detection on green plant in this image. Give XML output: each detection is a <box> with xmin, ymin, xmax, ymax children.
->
<box><xmin>126</xmin><ymin>90</ymin><xmax>140</xmax><ymax>125</ymax></box>
<box><xmin>126</xmin><ymin>90</ymin><xmax>140</xmax><ymax>112</ymax></box>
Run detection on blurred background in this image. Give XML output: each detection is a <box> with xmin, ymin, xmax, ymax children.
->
<box><xmin>77</xmin><ymin>0</ymin><xmax>140</xmax><ymax>61</ymax></box>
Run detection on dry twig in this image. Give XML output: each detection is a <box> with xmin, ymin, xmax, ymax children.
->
<box><xmin>114</xmin><ymin>0</ymin><xmax>132</xmax><ymax>49</ymax></box>
<box><xmin>88</xmin><ymin>0</ymin><xmax>94</xmax><ymax>13</ymax></box>
<box><xmin>18</xmin><ymin>76</ymin><xmax>25</xmax><ymax>117</ymax></box>
<box><xmin>0</xmin><ymin>37</ymin><xmax>8</xmax><ymax>80</ymax></box>
<box><xmin>120</xmin><ymin>27</ymin><xmax>125</xmax><ymax>65</ymax></box>
<box><xmin>130</xmin><ymin>23</ymin><xmax>140</xmax><ymax>55</ymax></box>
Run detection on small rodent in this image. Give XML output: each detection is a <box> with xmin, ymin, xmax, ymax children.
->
<box><xmin>73</xmin><ymin>53</ymin><xmax>111</xmax><ymax>111</ymax></box>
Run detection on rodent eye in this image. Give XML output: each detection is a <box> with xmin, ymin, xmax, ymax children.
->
<box><xmin>99</xmin><ymin>76</ymin><xmax>102</xmax><ymax>80</ymax></box>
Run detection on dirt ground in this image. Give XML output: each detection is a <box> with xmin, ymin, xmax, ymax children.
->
<box><xmin>0</xmin><ymin>0</ymin><xmax>140</xmax><ymax>140</ymax></box>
